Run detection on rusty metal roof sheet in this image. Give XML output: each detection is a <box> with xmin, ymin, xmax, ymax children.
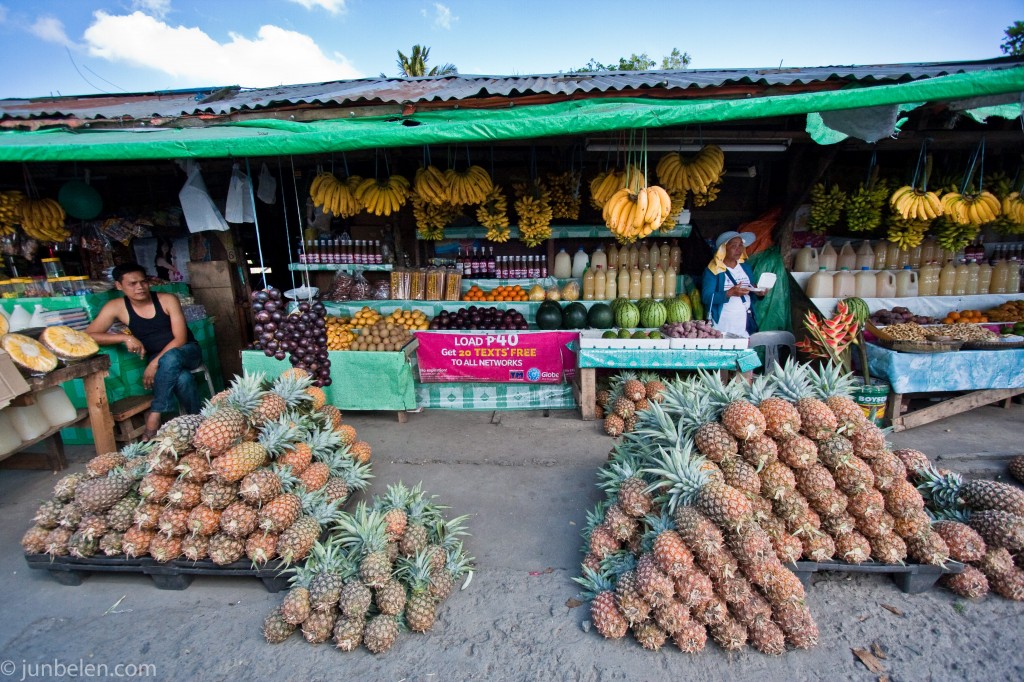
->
<box><xmin>2</xmin><ymin>58</ymin><xmax>1021</xmax><ymax>122</ymax></box>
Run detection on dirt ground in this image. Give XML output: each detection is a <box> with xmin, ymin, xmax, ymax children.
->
<box><xmin>1</xmin><ymin>402</ymin><xmax>1023</xmax><ymax>681</ymax></box>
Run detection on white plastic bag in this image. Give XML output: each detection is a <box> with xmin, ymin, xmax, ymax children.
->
<box><xmin>225</xmin><ymin>163</ymin><xmax>255</xmax><ymax>223</ymax></box>
<box><xmin>179</xmin><ymin>162</ymin><xmax>229</xmax><ymax>233</ymax></box>
<box><xmin>257</xmin><ymin>163</ymin><xmax>277</xmax><ymax>205</ymax></box>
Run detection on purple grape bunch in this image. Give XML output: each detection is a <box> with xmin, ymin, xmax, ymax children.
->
<box><xmin>251</xmin><ymin>287</ymin><xmax>332</xmax><ymax>387</ymax></box>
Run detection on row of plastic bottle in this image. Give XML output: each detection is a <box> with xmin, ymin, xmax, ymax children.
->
<box><xmin>553</xmin><ymin>241</ymin><xmax>683</xmax><ymax>279</ymax></box>
<box><xmin>0</xmin><ymin>387</ymin><xmax>80</xmax><ymax>454</ymax></box>
<box><xmin>793</xmin><ymin>238</ymin><xmax>1023</xmax><ymax>273</ymax></box>
<box><xmin>806</xmin><ymin>259</ymin><xmax>1022</xmax><ymax>298</ymax></box>
<box><xmin>579</xmin><ymin>263</ymin><xmax>680</xmax><ymax>301</ymax></box>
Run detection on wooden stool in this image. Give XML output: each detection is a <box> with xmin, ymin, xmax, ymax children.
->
<box><xmin>111</xmin><ymin>394</ymin><xmax>155</xmax><ymax>445</ymax></box>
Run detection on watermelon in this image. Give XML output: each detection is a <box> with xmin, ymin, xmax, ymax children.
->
<box><xmin>587</xmin><ymin>303</ymin><xmax>615</xmax><ymax>330</ymax></box>
<box><xmin>562</xmin><ymin>302</ymin><xmax>589</xmax><ymax>330</ymax></box>
<box><xmin>615</xmin><ymin>301</ymin><xmax>641</xmax><ymax>329</ymax></box>
<box><xmin>535</xmin><ymin>301</ymin><xmax>563</xmax><ymax>330</ymax></box>
<box><xmin>665</xmin><ymin>297</ymin><xmax>692</xmax><ymax>323</ymax></box>
<box><xmin>841</xmin><ymin>297</ymin><xmax>870</xmax><ymax>325</ymax></box>
<box><xmin>640</xmin><ymin>300</ymin><xmax>667</xmax><ymax>328</ymax></box>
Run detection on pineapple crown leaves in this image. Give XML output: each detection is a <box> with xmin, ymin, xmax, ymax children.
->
<box><xmin>225</xmin><ymin>372</ymin><xmax>268</xmax><ymax>416</ymax></box>
<box><xmin>674</xmin><ymin>391</ymin><xmax>717</xmax><ymax>440</ymax></box>
<box><xmin>270</xmin><ymin>463</ymin><xmax>301</xmax><ymax>493</ymax></box>
<box><xmin>428</xmin><ymin>513</ymin><xmax>471</xmax><ymax>549</ymax></box>
<box><xmin>375</xmin><ymin>481</ymin><xmax>412</xmax><ymax>514</ymax></box>
<box><xmin>335</xmin><ymin>458</ymin><xmax>374</xmax><ymax>491</ymax></box>
<box><xmin>300</xmin><ymin>488</ymin><xmax>345</xmax><ymax>524</ymax></box>
<box><xmin>596</xmin><ymin>447</ymin><xmax>648</xmax><ymax>495</ymax></box>
<box><xmin>641</xmin><ymin>443</ymin><xmax>709</xmax><ymax>514</ymax></box>
<box><xmin>927</xmin><ymin>506</ymin><xmax>971</xmax><ymax>523</ymax></box>
<box><xmin>120</xmin><ymin>441</ymin><xmax>154</xmax><ymax>460</ymax></box>
<box><xmin>286</xmin><ymin>559</ymin><xmax>317</xmax><ymax>588</ymax></box>
<box><xmin>598</xmin><ymin>549</ymin><xmax>637</xmax><ymax>578</ymax></box>
<box><xmin>333</xmin><ymin>502</ymin><xmax>389</xmax><ymax>555</ymax></box>
<box><xmin>271</xmin><ymin>372</ymin><xmax>315</xmax><ymax>407</ymax></box>
<box><xmin>395</xmin><ymin>549</ymin><xmax>435</xmax><ymax>590</ymax></box>
<box><xmin>914</xmin><ymin>466</ymin><xmax>965</xmax><ymax>513</ymax></box>
<box><xmin>572</xmin><ymin>566</ymin><xmax>617</xmax><ymax>600</ymax></box>
<box><xmin>626</xmin><ymin>401</ymin><xmax>685</xmax><ymax>451</ymax></box>
<box><xmin>744</xmin><ymin>374</ymin><xmax>777</xmax><ymax>406</ymax></box>
<box><xmin>658</xmin><ymin>378</ymin><xmax>699</xmax><ymax>419</ymax></box>
<box><xmin>769</xmin><ymin>358</ymin><xmax>814</xmax><ymax>403</ymax></box>
<box><xmin>640</xmin><ymin>509</ymin><xmax>677</xmax><ymax>552</ymax></box>
<box><xmin>806</xmin><ymin>360</ymin><xmax>857</xmax><ymax>400</ymax></box>
<box><xmin>582</xmin><ymin>500</ymin><xmax>611</xmax><ymax>542</ymax></box>
<box><xmin>258</xmin><ymin>416</ymin><xmax>306</xmax><ymax>456</ymax></box>
<box><xmin>406</xmin><ymin>493</ymin><xmax>444</xmax><ymax>526</ymax></box>
<box><xmin>304</xmin><ymin>424</ymin><xmax>343</xmax><ymax>460</ymax></box>
<box><xmin>444</xmin><ymin>539</ymin><xmax>475</xmax><ymax>578</ymax></box>
<box><xmin>308</xmin><ymin>535</ymin><xmax>352</xmax><ymax>576</ymax></box>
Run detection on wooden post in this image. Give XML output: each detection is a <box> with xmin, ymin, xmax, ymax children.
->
<box><xmin>83</xmin><ymin>369</ymin><xmax>117</xmax><ymax>455</ymax></box>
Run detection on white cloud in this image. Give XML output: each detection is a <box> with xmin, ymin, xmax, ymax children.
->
<box><xmin>30</xmin><ymin>15</ymin><xmax>73</xmax><ymax>47</ymax></box>
<box><xmin>430</xmin><ymin>3</ymin><xmax>457</xmax><ymax>30</ymax></box>
<box><xmin>83</xmin><ymin>11</ymin><xmax>361</xmax><ymax>87</ymax></box>
<box><xmin>132</xmin><ymin>0</ymin><xmax>171</xmax><ymax>19</ymax></box>
<box><xmin>0</xmin><ymin>5</ymin><xmax>8</xmax><ymax>24</ymax></box>
<box><xmin>287</xmin><ymin>0</ymin><xmax>347</xmax><ymax>14</ymax></box>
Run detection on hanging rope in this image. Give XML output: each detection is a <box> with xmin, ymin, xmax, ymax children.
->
<box><xmin>278</xmin><ymin>157</ymin><xmax>297</xmax><ymax>292</ymax></box>
<box><xmin>289</xmin><ymin>155</ymin><xmax>311</xmax><ymax>290</ymax></box>
<box><xmin>244</xmin><ymin>158</ymin><xmax>267</xmax><ymax>291</ymax></box>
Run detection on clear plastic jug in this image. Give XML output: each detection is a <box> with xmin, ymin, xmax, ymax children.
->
<box><xmin>833</xmin><ymin>267</ymin><xmax>856</xmax><ymax>298</ymax></box>
<box><xmin>895</xmin><ymin>267</ymin><xmax>918</xmax><ymax>298</ymax></box>
<box><xmin>855</xmin><ymin>268</ymin><xmax>877</xmax><ymax>297</ymax></box>
<box><xmin>819</xmin><ymin>243</ymin><xmax>838</xmax><ymax>271</ymax></box>
<box><xmin>8</xmin><ymin>402</ymin><xmax>49</xmax><ymax>441</ymax></box>
<box><xmin>837</xmin><ymin>243</ymin><xmax>857</xmax><ymax>271</ymax></box>
<box><xmin>877</xmin><ymin>271</ymin><xmax>897</xmax><ymax>298</ymax></box>
<box><xmin>794</xmin><ymin>246</ymin><xmax>819</xmax><ymax>273</ymax></box>
<box><xmin>590</xmin><ymin>246</ymin><xmax>607</xmax><ymax>273</ymax></box>
<box><xmin>36</xmin><ymin>387</ymin><xmax>78</xmax><ymax>428</ymax></box>
<box><xmin>938</xmin><ymin>261</ymin><xmax>957</xmax><ymax>296</ymax></box>
<box><xmin>0</xmin><ymin>409</ymin><xmax>22</xmax><ymax>453</ymax></box>
<box><xmin>855</xmin><ymin>241</ymin><xmax>875</xmax><ymax>271</ymax></box>
<box><xmin>571</xmin><ymin>247</ymin><xmax>590</xmax><ymax>279</ymax></box>
<box><xmin>553</xmin><ymin>248</ymin><xmax>572</xmax><ymax>278</ymax></box>
<box><xmin>806</xmin><ymin>267</ymin><xmax>833</xmax><ymax>298</ymax></box>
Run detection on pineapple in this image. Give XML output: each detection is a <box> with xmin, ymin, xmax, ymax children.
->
<box><xmin>149</xmin><ymin>534</ymin><xmax>183</xmax><ymax>562</ymax></box>
<box><xmin>318</xmin><ymin>404</ymin><xmax>344</xmax><ymax>430</ymax></box>
<box><xmin>186</xmin><ymin>505</ymin><xmax>222</xmax><ymax>537</ymax></box>
<box><xmin>597</xmin><ymin>448</ymin><xmax>653</xmax><ymax>518</ymax></box>
<box><xmin>977</xmin><ymin>547</ymin><xmax>1024</xmax><ymax>600</ymax></box>
<box><xmin>165</xmin><ymin>480</ymin><xmax>203</xmax><ymax>509</ymax></box>
<box><xmin>968</xmin><ymin>510</ymin><xmax>1024</xmax><ymax>552</ymax></box>
<box><xmin>1009</xmin><ymin>455</ymin><xmax>1024</xmax><ymax>485</ymax></box>
<box><xmin>759</xmin><ymin>461</ymin><xmax>797</xmax><ymax>501</ymax></box>
<box><xmin>870</xmin><ymin>451</ymin><xmax>907</xmax><ymax>492</ymax></box>
<box><xmin>816</xmin><ymin>434</ymin><xmax>854</xmax><ymax>470</ymax></box>
<box><xmin>32</xmin><ymin>499</ymin><xmax>62</xmax><ymax>530</ymax></box>
<box><xmin>362</xmin><ymin>614</ymin><xmax>399</xmax><ymax>654</ymax></box>
<box><xmin>801</xmin><ymin>533</ymin><xmax>836</xmax><ymax>561</ymax></box>
<box><xmin>146</xmin><ymin>450</ymin><xmax>179</xmax><ymax>477</ymax></box>
<box><xmin>100</xmin><ymin>531</ymin><xmax>126</xmax><ymax>557</ymax></box>
<box><xmin>604</xmin><ymin>503</ymin><xmax>639</xmax><ymax>543</ymax></box>
<box><xmin>603</xmin><ymin>414</ymin><xmax>625</xmax><ymax>437</ymax></box>
<box><xmin>884</xmin><ymin>480</ymin><xmax>926</xmax><ymax>518</ymax></box>
<box><xmin>59</xmin><ymin>501</ymin><xmax>84</xmax><ymax>529</ymax></box>
<box><xmin>583</xmin><ymin>504</ymin><xmax>619</xmax><ymax>558</ymax></box>
<box><xmin>44</xmin><ymin>527</ymin><xmax>72</xmax><ymax>556</ymax></box>
<box><xmin>672</xmin><ymin>620</ymin><xmax>709</xmax><ymax>654</ymax></box>
<box><xmin>212</xmin><ymin>441</ymin><xmax>268</xmax><ymax>484</ymax></box>
<box><xmin>277</xmin><ymin>444</ymin><xmax>313</xmax><ymax>476</ymax></box>
<box><xmin>53</xmin><ymin>473</ymin><xmax>85</xmax><ymax>502</ymax></box>
<box><xmin>193</xmin><ymin>374</ymin><xmax>265</xmax><ymax>456</ymax></box>
<box><xmin>219</xmin><ymin>500</ymin><xmax>259</xmax><ymax>538</ymax></box>
<box><xmin>335</xmin><ymin>503</ymin><xmax>393</xmax><ymax>588</ymax></box>
<box><xmin>941</xmin><ymin>565</ymin><xmax>989</xmax><ymax>599</ymax></box>
<box><xmin>336</xmin><ymin>424</ymin><xmax>357</xmax><ymax>447</ymax></box>
<box><xmin>740</xmin><ymin>434</ymin><xmax>778</xmax><ymax>470</ymax></box>
<box><xmin>618</xmin><ymin>371</ymin><xmax>646</xmax><ymax>402</ymax></box>
<box><xmin>778</xmin><ymin>435</ymin><xmax>818</xmax><ymax>471</ymax></box>
<box><xmin>301</xmin><ymin>608</ymin><xmax>338</xmax><ymax>645</ymax></box>
<box><xmin>181</xmin><ymin>533</ymin><xmax>209</xmax><ymax>561</ymax></box>
<box><xmin>76</xmin><ymin>513</ymin><xmax>108</xmax><ymax>540</ymax></box>
<box><xmin>21</xmin><ymin>526</ymin><xmax>50</xmax><ymax>554</ymax></box>
<box><xmin>75</xmin><ymin>469</ymin><xmax>137</xmax><ymax>513</ymax></box>
<box><xmin>906</xmin><ymin>530</ymin><xmax>950</xmax><ymax>566</ymax></box>
<box><xmin>773</xmin><ymin>600</ymin><xmax>819</xmax><ymax>649</ymax></box>
<box><xmin>847</xmin><ymin>488</ymin><xmax>885</xmax><ymax>520</ymax></box>
<box><xmin>892</xmin><ymin>448</ymin><xmax>931</xmax><ymax>478</ymax></box>
<box><xmin>609</xmin><ymin>567</ymin><xmax>651</xmax><ymax>627</ymax></box>
<box><xmin>869</xmin><ymin>533</ymin><xmax>908</xmax><ymax>564</ymax></box>
<box><xmin>793</xmin><ymin>463</ymin><xmax>836</xmax><ymax>501</ymax></box>
<box><xmin>400</xmin><ymin>492</ymin><xmax>442</xmax><ymax>556</ymax></box>
<box><xmin>377</xmin><ymin>481</ymin><xmax>411</xmax><ymax>542</ymax></box>
<box><xmin>208</xmin><ymin>532</ymin><xmax>245</xmax><ymax>565</ymax></box>
<box><xmin>122</xmin><ymin>527</ymin><xmax>155</xmax><ymax>557</ymax></box>
<box><xmin>771</xmin><ymin>360</ymin><xmax>837</xmax><ymax>441</ymax></box>
<box><xmin>374</xmin><ymin>578</ymin><xmax>407</xmax><ymax>616</ymax></box>
<box><xmin>276</xmin><ymin>490</ymin><xmax>342</xmax><ymax>565</ymax></box>
<box><xmin>305</xmin><ymin>385</ymin><xmax>328</xmax><ymax>411</ymax></box>
<box><xmin>893</xmin><ymin>511</ymin><xmax>932</xmax><ymax>539</ymax></box>
<box><xmin>258</xmin><ymin>372</ymin><xmax>314</xmax><ymax>425</ymax></box>
<box><xmin>672</xmin><ymin>567</ymin><xmax>715</xmax><ymax>610</ymax></box>
<box><xmin>350</xmin><ymin>441</ymin><xmax>373</xmax><ymax>464</ymax></box>
<box><xmin>86</xmin><ymin>451</ymin><xmax>126</xmax><ymax>478</ymax></box>
<box><xmin>609</xmin><ymin>384</ymin><xmax>636</xmax><ymax>420</ymax></box>
<box><xmin>400</xmin><ymin>550</ymin><xmax>439</xmax><ymax>633</ymax></box>
<box><xmin>633</xmin><ymin>619</ymin><xmax>668</xmax><ymax>651</ymax></box>
<box><xmin>707</xmin><ymin>616</ymin><xmax>747</xmax><ymax>651</ymax></box>
<box><xmin>133</xmin><ymin>502</ymin><xmax>162</xmax><ymax>531</ymax></box>
<box><xmin>175</xmin><ymin>452</ymin><xmax>212</xmax><ymax>484</ymax></box>
<box><xmin>200</xmin><ymin>479</ymin><xmax>239</xmax><ymax>511</ymax></box>
<box><xmin>139</xmin><ymin>473</ymin><xmax>176</xmax><ymax>503</ymax></box>
<box><xmin>245</xmin><ymin>532</ymin><xmax>279</xmax><ymax>565</ymax></box>
<box><xmin>639</xmin><ymin>370</ymin><xmax>666</xmax><ymax>403</ymax></box>
<box><xmin>958</xmin><ymin>480</ymin><xmax>1024</xmax><ymax>517</ymax></box>
<box><xmin>806</xmin><ymin>361</ymin><xmax>868</xmax><ymax>435</ymax></box>
<box><xmin>692</xmin><ymin>595</ymin><xmax>729</xmax><ymax>627</ymax></box>
<box><xmin>748</xmin><ymin>616</ymin><xmax>787</xmax><ymax>656</ymax></box>
<box><xmin>700</xmin><ymin>369</ymin><xmax>766</xmax><ymax>441</ymax></box>
<box><xmin>298</xmin><ymin>462</ymin><xmax>330</xmax><ymax>491</ymax></box>
<box><xmin>154</xmin><ymin>414</ymin><xmax>205</xmax><ymax>457</ymax></box>
<box><xmin>157</xmin><ymin>507</ymin><xmax>190</xmax><ymax>537</ymax></box>
<box><xmin>338</xmin><ymin>577</ymin><xmax>373</xmax><ymax>620</ymax></box>
<box><xmin>262</xmin><ymin>607</ymin><xmax>296</xmax><ymax>644</ymax></box>
<box><xmin>834</xmin><ymin>531</ymin><xmax>872</xmax><ymax>563</ymax></box>
<box><xmin>833</xmin><ymin>457</ymin><xmax>877</xmax><ymax>497</ymax></box>
<box><xmin>258</xmin><ymin>491</ymin><xmax>303</xmax><ymax>533</ymax></box>
<box><xmin>281</xmin><ymin>562</ymin><xmax>315</xmax><ymax>625</ymax></box>
<box><xmin>68</xmin><ymin>531</ymin><xmax>99</xmax><ymax>559</ymax></box>
<box><xmin>718</xmin><ymin>456</ymin><xmax>762</xmax><ymax>496</ymax></box>
<box><xmin>572</xmin><ymin>567</ymin><xmax>628</xmax><ymax>639</ymax></box>
<box><xmin>240</xmin><ymin>465</ymin><xmax>292</xmax><ymax>507</ymax></box>
<box><xmin>635</xmin><ymin>551</ymin><xmax>675</xmax><ymax>609</ymax></box>
<box><xmin>932</xmin><ymin>520</ymin><xmax>987</xmax><ymax>563</ymax></box>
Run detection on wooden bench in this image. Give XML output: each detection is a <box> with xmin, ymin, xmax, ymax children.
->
<box><xmin>111</xmin><ymin>394</ymin><xmax>154</xmax><ymax>445</ymax></box>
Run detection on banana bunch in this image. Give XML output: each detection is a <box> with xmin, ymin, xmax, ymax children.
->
<box><xmin>691</xmin><ymin>169</ymin><xmax>724</xmax><ymax>208</ymax></box>
<box><xmin>411</xmin><ymin>195</ymin><xmax>461</xmax><ymax>241</ymax></box>
<box><xmin>885</xmin><ymin>214</ymin><xmax>930</xmax><ymax>251</ymax></box>
<box><xmin>889</xmin><ymin>185</ymin><xmax>943</xmax><ymax>221</ymax></box>
<box><xmin>476</xmin><ymin>187</ymin><xmax>511</xmax><ymax>242</ymax></box>
<box><xmin>807</xmin><ymin>183</ymin><xmax>846</xmax><ymax>234</ymax></box>
<box><xmin>546</xmin><ymin>171</ymin><xmax>581</xmax><ymax>220</ymax></box>
<box><xmin>658</xmin><ymin>190</ymin><xmax>688</xmax><ymax>232</ymax></box>
<box><xmin>940</xmin><ymin>190</ymin><xmax>1001</xmax><ymax>226</ymax></box>
<box><xmin>997</xmin><ymin>192</ymin><xmax>1024</xmax><ymax>234</ymax></box>
<box><xmin>19</xmin><ymin>197</ymin><xmax>69</xmax><ymax>242</ymax></box>
<box><xmin>354</xmin><ymin>175</ymin><xmax>411</xmax><ymax>217</ymax></box>
<box><xmin>0</xmin><ymin>190</ymin><xmax>25</xmax><ymax>236</ymax></box>
<box><xmin>589</xmin><ymin>166</ymin><xmax>644</xmax><ymax>209</ymax></box>
<box><xmin>655</xmin><ymin>146</ymin><xmax>725</xmax><ymax>195</ymax></box>
<box><xmin>413</xmin><ymin>165</ymin><xmax>449</xmax><ymax>205</ymax></box>
<box><xmin>310</xmin><ymin>172</ymin><xmax>363</xmax><ymax>218</ymax></box>
<box><xmin>513</xmin><ymin>180</ymin><xmax>553</xmax><ymax>247</ymax></box>
<box><xmin>934</xmin><ymin>216</ymin><xmax>981</xmax><ymax>253</ymax></box>
<box><xmin>601</xmin><ymin>185</ymin><xmax>672</xmax><ymax>243</ymax></box>
<box><xmin>446</xmin><ymin>165</ymin><xmax>493</xmax><ymax>206</ymax></box>
<box><xmin>844</xmin><ymin>180</ymin><xmax>889</xmax><ymax>232</ymax></box>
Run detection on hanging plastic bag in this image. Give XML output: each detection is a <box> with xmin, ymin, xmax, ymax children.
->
<box><xmin>179</xmin><ymin>162</ymin><xmax>229</xmax><ymax>233</ymax></box>
<box><xmin>257</xmin><ymin>163</ymin><xmax>277</xmax><ymax>205</ymax></box>
<box><xmin>225</xmin><ymin>163</ymin><xmax>255</xmax><ymax>224</ymax></box>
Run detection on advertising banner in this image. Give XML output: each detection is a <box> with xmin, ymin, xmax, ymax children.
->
<box><xmin>415</xmin><ymin>331</ymin><xmax>577</xmax><ymax>383</ymax></box>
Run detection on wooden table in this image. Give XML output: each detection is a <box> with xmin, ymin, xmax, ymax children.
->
<box><xmin>4</xmin><ymin>354</ymin><xmax>115</xmax><ymax>469</ymax></box>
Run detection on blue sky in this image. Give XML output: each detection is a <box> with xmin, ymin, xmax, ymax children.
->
<box><xmin>0</xmin><ymin>0</ymin><xmax>1018</xmax><ymax>98</ymax></box>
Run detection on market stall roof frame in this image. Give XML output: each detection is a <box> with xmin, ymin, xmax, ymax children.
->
<box><xmin>0</xmin><ymin>59</ymin><xmax>1021</xmax><ymax>163</ymax></box>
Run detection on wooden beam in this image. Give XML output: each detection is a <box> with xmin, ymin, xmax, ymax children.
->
<box><xmin>891</xmin><ymin>387</ymin><xmax>1024</xmax><ymax>432</ymax></box>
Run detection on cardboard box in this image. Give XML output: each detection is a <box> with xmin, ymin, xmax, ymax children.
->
<box><xmin>0</xmin><ymin>349</ymin><xmax>30</xmax><ymax>409</ymax></box>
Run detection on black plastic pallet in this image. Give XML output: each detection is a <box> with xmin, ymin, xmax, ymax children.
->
<box><xmin>24</xmin><ymin>554</ymin><xmax>294</xmax><ymax>592</ymax></box>
<box><xmin>788</xmin><ymin>559</ymin><xmax>965</xmax><ymax>594</ymax></box>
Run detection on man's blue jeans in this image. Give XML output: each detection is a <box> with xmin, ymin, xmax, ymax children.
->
<box><xmin>150</xmin><ymin>342</ymin><xmax>203</xmax><ymax>414</ymax></box>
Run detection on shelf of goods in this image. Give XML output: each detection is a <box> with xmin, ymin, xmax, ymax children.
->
<box><xmin>318</xmin><ymin>298</ymin><xmax>616</xmax><ymax>325</ymax></box>
<box><xmin>419</xmin><ymin>224</ymin><xmax>693</xmax><ymax>240</ymax></box>
<box><xmin>241</xmin><ymin>347</ymin><xmax>418</xmax><ymax>415</ymax></box>
<box><xmin>287</xmin><ymin>263</ymin><xmax>393</xmax><ymax>272</ymax></box>
<box><xmin>0</xmin><ymin>283</ymin><xmax>191</xmax><ymax>321</ymax></box>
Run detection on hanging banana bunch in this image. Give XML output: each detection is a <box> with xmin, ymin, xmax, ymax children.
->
<box><xmin>998</xmin><ymin>191</ymin><xmax>1024</xmax><ymax>235</ymax></box>
<box><xmin>354</xmin><ymin>175</ymin><xmax>411</xmax><ymax>217</ymax></box>
<box><xmin>589</xmin><ymin>165</ymin><xmax>644</xmax><ymax>210</ymax></box>
<box><xmin>546</xmin><ymin>171</ymin><xmax>581</xmax><ymax>220</ymax></box>
<box><xmin>445</xmin><ymin>165</ymin><xmax>493</xmax><ymax>206</ymax></box>
<box><xmin>309</xmin><ymin>171</ymin><xmax>363</xmax><ymax>218</ymax></box>
<box><xmin>19</xmin><ymin>197</ymin><xmax>69</xmax><ymax>242</ymax></box>
<box><xmin>655</xmin><ymin>145</ymin><xmax>725</xmax><ymax>196</ymax></box>
<box><xmin>412</xmin><ymin>165</ymin><xmax>449</xmax><ymax>205</ymax></box>
<box><xmin>844</xmin><ymin>167</ymin><xmax>889</xmax><ymax>233</ymax></box>
<box><xmin>885</xmin><ymin>213</ymin><xmax>930</xmax><ymax>251</ymax></box>
<box><xmin>807</xmin><ymin>183</ymin><xmax>847</xmax><ymax>234</ymax></box>
<box><xmin>940</xmin><ymin>190</ymin><xmax>1001</xmax><ymax>226</ymax></box>
<box><xmin>412</xmin><ymin>195</ymin><xmax>461</xmax><ymax>241</ymax></box>
<box><xmin>691</xmin><ymin>166</ymin><xmax>725</xmax><ymax>207</ymax></box>
<box><xmin>513</xmin><ymin>180</ymin><xmax>553</xmax><ymax>248</ymax></box>
<box><xmin>933</xmin><ymin>215</ymin><xmax>980</xmax><ymax>253</ymax></box>
<box><xmin>0</xmin><ymin>190</ymin><xmax>25</xmax><ymax>236</ymax></box>
<box><xmin>601</xmin><ymin>185</ymin><xmax>673</xmax><ymax>244</ymax></box>
<box><xmin>476</xmin><ymin>187</ymin><xmax>511</xmax><ymax>242</ymax></box>
<box><xmin>657</xmin><ymin>189</ymin><xmax>688</xmax><ymax>232</ymax></box>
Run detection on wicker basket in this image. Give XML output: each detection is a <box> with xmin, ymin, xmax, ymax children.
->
<box><xmin>876</xmin><ymin>338</ymin><xmax>963</xmax><ymax>354</ymax></box>
<box><xmin>961</xmin><ymin>339</ymin><xmax>1024</xmax><ymax>351</ymax></box>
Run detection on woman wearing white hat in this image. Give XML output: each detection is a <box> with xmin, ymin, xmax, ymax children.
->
<box><xmin>701</xmin><ymin>231</ymin><xmax>765</xmax><ymax>338</ymax></box>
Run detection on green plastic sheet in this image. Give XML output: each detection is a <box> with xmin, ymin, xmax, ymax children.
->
<box><xmin>747</xmin><ymin>246</ymin><xmax>791</xmax><ymax>333</ymax></box>
<box><xmin>1</xmin><ymin>67</ymin><xmax>1021</xmax><ymax>161</ymax></box>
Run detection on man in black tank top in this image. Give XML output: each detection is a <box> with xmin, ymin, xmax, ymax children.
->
<box><xmin>86</xmin><ymin>262</ymin><xmax>204</xmax><ymax>438</ymax></box>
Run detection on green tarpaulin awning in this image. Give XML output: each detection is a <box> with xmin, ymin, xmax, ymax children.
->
<box><xmin>1</xmin><ymin>66</ymin><xmax>1022</xmax><ymax>162</ymax></box>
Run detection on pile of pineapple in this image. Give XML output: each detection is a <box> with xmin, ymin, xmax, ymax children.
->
<box><xmin>263</xmin><ymin>482</ymin><xmax>473</xmax><ymax>654</ymax></box>
<box><xmin>595</xmin><ymin>371</ymin><xmax>666</xmax><ymax>436</ymax></box>
<box><xmin>576</xmin><ymin>359</ymin><xmax>1022</xmax><ymax>656</ymax></box>
<box><xmin>21</xmin><ymin>370</ymin><xmax>373</xmax><ymax>566</ymax></box>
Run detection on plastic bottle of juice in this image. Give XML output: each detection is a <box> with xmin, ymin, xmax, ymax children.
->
<box><xmin>895</xmin><ymin>267</ymin><xmax>918</xmax><ymax>298</ymax></box>
<box><xmin>640</xmin><ymin>264</ymin><xmax>653</xmax><ymax>298</ymax></box>
<box><xmin>617</xmin><ymin>266</ymin><xmax>631</xmax><ymax>298</ymax></box>
<box><xmin>553</xmin><ymin>248</ymin><xmax>572</xmax><ymax>278</ymax></box>
<box><xmin>965</xmin><ymin>259</ymin><xmax>980</xmax><ymax>295</ymax></box>
<box><xmin>582</xmin><ymin>268</ymin><xmax>596</xmax><ymax>300</ymax></box>
<box><xmin>638</xmin><ymin>242</ymin><xmax>651</xmax><ymax>269</ymax></box>
<box><xmin>837</xmin><ymin>243</ymin><xmax>857</xmax><ymax>270</ymax></box>
<box><xmin>938</xmin><ymin>260</ymin><xmax>957</xmax><ymax>296</ymax></box>
<box><xmin>594</xmin><ymin>266</ymin><xmax>607</xmax><ymax>299</ymax></box>
<box><xmin>794</xmin><ymin>246</ymin><xmax>819</xmax><ymax>272</ymax></box>
<box><xmin>953</xmin><ymin>261</ymin><xmax>969</xmax><ymax>296</ymax></box>
<box><xmin>607</xmin><ymin>243</ymin><xmax>619</xmax><ymax>271</ymax></box>
<box><xmin>664</xmin><ymin>266</ymin><xmax>678</xmax><ymax>297</ymax></box>
<box><xmin>833</xmin><ymin>267</ymin><xmax>856</xmax><ymax>298</ymax></box>
<box><xmin>873</xmin><ymin>242</ymin><xmax>888</xmax><ymax>271</ymax></box>
<box><xmin>571</xmin><ymin>247</ymin><xmax>590</xmax><ymax>279</ymax></box>
<box><xmin>885</xmin><ymin>242</ymin><xmax>902</xmax><ymax>270</ymax></box>
<box><xmin>806</xmin><ymin>267</ymin><xmax>833</xmax><ymax>298</ymax></box>
<box><xmin>652</xmin><ymin>264</ymin><xmax>666</xmax><ymax>298</ymax></box>
<box><xmin>978</xmin><ymin>261</ymin><xmax>993</xmax><ymax>295</ymax></box>
<box><xmin>628</xmin><ymin>245</ymin><xmax>640</xmax><ymax>269</ymax></box>
<box><xmin>855</xmin><ymin>267</ymin><xmax>877</xmax><ymax>297</ymax></box>
<box><xmin>659</xmin><ymin>242</ymin><xmax>671</xmax><ymax>271</ymax></box>
<box><xmin>605</xmin><ymin>268</ymin><xmax>617</xmax><ymax>299</ymax></box>
<box><xmin>819</xmin><ymin>242</ymin><xmax>838</xmax><ymax>270</ymax></box>
<box><xmin>669</xmin><ymin>243</ymin><xmax>681</xmax><ymax>271</ymax></box>
<box><xmin>590</xmin><ymin>245</ymin><xmax>607</xmax><ymax>273</ymax></box>
<box><xmin>629</xmin><ymin>264</ymin><xmax>643</xmax><ymax>299</ymax></box>
<box><xmin>877</xmin><ymin>270</ymin><xmax>897</xmax><ymax>298</ymax></box>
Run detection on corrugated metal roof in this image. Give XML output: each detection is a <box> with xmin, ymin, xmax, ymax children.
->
<box><xmin>2</xmin><ymin>58</ymin><xmax>1021</xmax><ymax>122</ymax></box>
